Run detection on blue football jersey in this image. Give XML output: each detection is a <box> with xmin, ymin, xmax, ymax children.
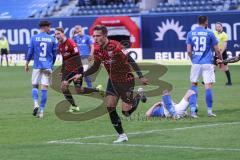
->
<box><xmin>186</xmin><ymin>26</ymin><xmax>218</xmax><ymax>64</ymax></box>
<box><xmin>73</xmin><ymin>34</ymin><xmax>93</xmax><ymax>58</ymax></box>
<box><xmin>26</xmin><ymin>32</ymin><xmax>57</xmax><ymax>69</ymax></box>
<box><xmin>151</xmin><ymin>104</ymin><xmax>165</xmax><ymax>117</ymax></box>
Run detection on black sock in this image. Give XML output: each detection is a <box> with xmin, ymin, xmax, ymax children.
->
<box><xmin>82</xmin><ymin>87</ymin><xmax>99</xmax><ymax>94</ymax></box>
<box><xmin>63</xmin><ymin>89</ymin><xmax>77</xmax><ymax>106</ymax></box>
<box><xmin>122</xmin><ymin>95</ymin><xmax>141</xmax><ymax>117</ymax></box>
<box><xmin>107</xmin><ymin>107</ymin><xmax>124</xmax><ymax>134</ymax></box>
<box><xmin>225</xmin><ymin>70</ymin><xmax>232</xmax><ymax>84</ymax></box>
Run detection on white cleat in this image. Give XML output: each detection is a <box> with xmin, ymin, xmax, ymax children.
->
<box><xmin>208</xmin><ymin>112</ymin><xmax>217</xmax><ymax>117</ymax></box>
<box><xmin>96</xmin><ymin>84</ymin><xmax>103</xmax><ymax>90</ymax></box>
<box><xmin>137</xmin><ymin>87</ymin><xmax>147</xmax><ymax>103</ymax></box>
<box><xmin>113</xmin><ymin>133</ymin><xmax>128</xmax><ymax>143</ymax></box>
<box><xmin>96</xmin><ymin>84</ymin><xmax>105</xmax><ymax>97</ymax></box>
<box><xmin>37</xmin><ymin>111</ymin><xmax>44</xmax><ymax>118</ymax></box>
<box><xmin>173</xmin><ymin>114</ymin><xmax>181</xmax><ymax>120</ymax></box>
<box><xmin>190</xmin><ymin>113</ymin><xmax>198</xmax><ymax>118</ymax></box>
<box><xmin>68</xmin><ymin>106</ymin><xmax>80</xmax><ymax>113</ymax></box>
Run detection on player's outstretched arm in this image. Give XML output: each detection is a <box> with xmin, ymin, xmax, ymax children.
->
<box><xmin>187</xmin><ymin>44</ymin><xmax>192</xmax><ymax>59</ymax></box>
<box><xmin>24</xmin><ymin>61</ymin><xmax>30</xmax><ymax>72</ymax></box>
<box><xmin>126</xmin><ymin>53</ymin><xmax>149</xmax><ymax>85</ymax></box>
<box><xmin>217</xmin><ymin>55</ymin><xmax>240</xmax><ymax>64</ymax></box>
<box><xmin>126</xmin><ymin>53</ymin><xmax>143</xmax><ymax>77</ymax></box>
<box><xmin>83</xmin><ymin>60</ymin><xmax>101</xmax><ymax>77</ymax></box>
<box><xmin>25</xmin><ymin>38</ymin><xmax>34</xmax><ymax>72</ymax></box>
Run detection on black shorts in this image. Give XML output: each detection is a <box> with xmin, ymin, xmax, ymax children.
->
<box><xmin>213</xmin><ymin>50</ymin><xmax>228</xmax><ymax>65</ymax></box>
<box><xmin>1</xmin><ymin>49</ymin><xmax>8</xmax><ymax>55</ymax></box>
<box><xmin>106</xmin><ymin>79</ymin><xmax>135</xmax><ymax>104</ymax></box>
<box><xmin>62</xmin><ymin>72</ymin><xmax>83</xmax><ymax>88</ymax></box>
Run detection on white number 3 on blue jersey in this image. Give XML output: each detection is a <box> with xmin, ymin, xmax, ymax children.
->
<box><xmin>40</xmin><ymin>42</ymin><xmax>47</xmax><ymax>57</ymax></box>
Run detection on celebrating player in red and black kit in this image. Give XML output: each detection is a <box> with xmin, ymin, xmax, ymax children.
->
<box><xmin>78</xmin><ymin>25</ymin><xmax>149</xmax><ymax>143</ymax></box>
<box><xmin>55</xmin><ymin>27</ymin><xmax>99</xmax><ymax>112</ymax></box>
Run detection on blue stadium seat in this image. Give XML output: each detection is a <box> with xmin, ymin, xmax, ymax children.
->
<box><xmin>0</xmin><ymin>0</ymin><xmax>57</xmax><ymax>18</ymax></box>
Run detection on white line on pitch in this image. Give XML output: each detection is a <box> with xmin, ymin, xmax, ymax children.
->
<box><xmin>52</xmin><ymin>141</ymin><xmax>240</xmax><ymax>152</ymax></box>
<box><xmin>48</xmin><ymin>121</ymin><xmax>240</xmax><ymax>143</ymax></box>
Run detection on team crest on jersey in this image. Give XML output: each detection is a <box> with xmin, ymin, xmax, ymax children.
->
<box><xmin>82</xmin><ymin>39</ymin><xmax>85</xmax><ymax>43</ymax></box>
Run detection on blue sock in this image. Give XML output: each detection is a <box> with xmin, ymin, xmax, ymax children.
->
<box><xmin>85</xmin><ymin>76</ymin><xmax>92</xmax><ymax>88</ymax></box>
<box><xmin>162</xmin><ymin>95</ymin><xmax>176</xmax><ymax>116</ymax></box>
<box><xmin>32</xmin><ymin>88</ymin><xmax>38</xmax><ymax>103</ymax></box>
<box><xmin>40</xmin><ymin>90</ymin><xmax>48</xmax><ymax>112</ymax></box>
<box><xmin>205</xmin><ymin>88</ymin><xmax>213</xmax><ymax>110</ymax></box>
<box><xmin>191</xmin><ymin>85</ymin><xmax>198</xmax><ymax>93</ymax></box>
<box><xmin>189</xmin><ymin>93</ymin><xmax>197</xmax><ymax>113</ymax></box>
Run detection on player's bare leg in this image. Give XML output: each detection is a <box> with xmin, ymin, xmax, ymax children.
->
<box><xmin>74</xmin><ymin>85</ymin><xmax>103</xmax><ymax>96</ymax></box>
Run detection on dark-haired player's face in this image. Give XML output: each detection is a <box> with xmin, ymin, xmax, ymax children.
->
<box><xmin>55</xmin><ymin>30</ymin><xmax>65</xmax><ymax>43</ymax></box>
<box><xmin>93</xmin><ymin>30</ymin><xmax>107</xmax><ymax>46</ymax></box>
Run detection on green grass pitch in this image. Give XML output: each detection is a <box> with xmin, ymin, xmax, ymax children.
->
<box><xmin>0</xmin><ymin>64</ymin><xmax>240</xmax><ymax>160</ymax></box>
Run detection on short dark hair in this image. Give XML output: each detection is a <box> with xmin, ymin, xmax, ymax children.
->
<box><xmin>198</xmin><ymin>16</ymin><xmax>208</xmax><ymax>25</ymax></box>
<box><xmin>39</xmin><ymin>21</ymin><xmax>51</xmax><ymax>28</ymax></box>
<box><xmin>93</xmin><ymin>25</ymin><xmax>108</xmax><ymax>35</ymax></box>
<box><xmin>55</xmin><ymin>27</ymin><xmax>64</xmax><ymax>33</ymax></box>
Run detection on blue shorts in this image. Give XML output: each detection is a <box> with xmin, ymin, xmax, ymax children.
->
<box><xmin>151</xmin><ymin>105</ymin><xmax>165</xmax><ymax>117</ymax></box>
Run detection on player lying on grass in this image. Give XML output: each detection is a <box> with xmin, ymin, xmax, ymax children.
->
<box><xmin>55</xmin><ymin>27</ymin><xmax>101</xmax><ymax>112</ymax></box>
<box><xmin>146</xmin><ymin>89</ymin><xmax>198</xmax><ymax>119</ymax></box>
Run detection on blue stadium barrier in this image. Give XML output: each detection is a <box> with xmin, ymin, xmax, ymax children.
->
<box><xmin>0</xmin><ymin>11</ymin><xmax>239</xmax><ymax>60</ymax></box>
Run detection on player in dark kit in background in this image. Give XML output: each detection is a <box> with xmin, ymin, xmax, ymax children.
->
<box><xmin>55</xmin><ymin>27</ymin><xmax>99</xmax><ymax>112</ymax></box>
<box><xmin>75</xmin><ymin>25</ymin><xmax>149</xmax><ymax>143</ymax></box>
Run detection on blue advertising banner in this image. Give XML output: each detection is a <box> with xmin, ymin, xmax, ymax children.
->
<box><xmin>0</xmin><ymin>17</ymin><xmax>96</xmax><ymax>53</ymax></box>
<box><xmin>1</xmin><ymin>12</ymin><xmax>240</xmax><ymax>61</ymax></box>
<box><xmin>142</xmin><ymin>12</ymin><xmax>240</xmax><ymax>59</ymax></box>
